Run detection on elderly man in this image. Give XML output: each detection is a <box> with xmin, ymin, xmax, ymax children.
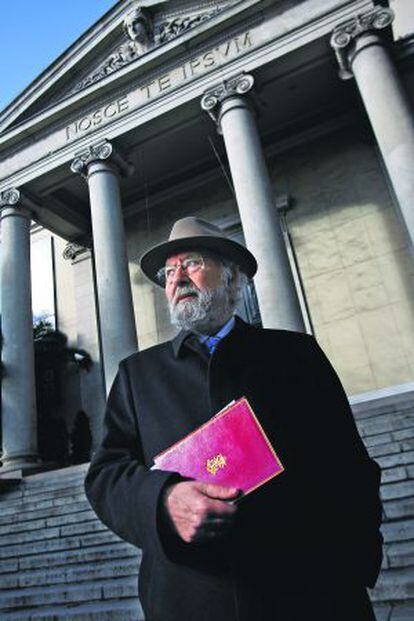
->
<box><xmin>84</xmin><ymin>217</ymin><xmax>383</xmax><ymax>621</ymax></box>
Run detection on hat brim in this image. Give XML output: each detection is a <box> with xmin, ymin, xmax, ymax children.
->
<box><xmin>140</xmin><ymin>235</ymin><xmax>257</xmax><ymax>286</ymax></box>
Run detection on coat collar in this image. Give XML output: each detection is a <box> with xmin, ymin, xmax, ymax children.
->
<box><xmin>171</xmin><ymin>315</ymin><xmax>254</xmax><ymax>359</ymax></box>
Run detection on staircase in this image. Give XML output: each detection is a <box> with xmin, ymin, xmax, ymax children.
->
<box><xmin>0</xmin><ymin>464</ymin><xmax>143</xmax><ymax>620</ymax></box>
<box><xmin>1</xmin><ymin>390</ymin><xmax>414</xmax><ymax>619</ymax></box>
<box><xmin>353</xmin><ymin>389</ymin><xmax>414</xmax><ymax>621</ymax></box>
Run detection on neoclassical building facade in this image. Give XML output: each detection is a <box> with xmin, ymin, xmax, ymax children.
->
<box><xmin>0</xmin><ymin>0</ymin><xmax>413</xmax><ymax>481</ymax></box>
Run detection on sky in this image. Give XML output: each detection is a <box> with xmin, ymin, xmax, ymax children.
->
<box><xmin>0</xmin><ymin>0</ymin><xmax>117</xmax><ymax>113</ymax></box>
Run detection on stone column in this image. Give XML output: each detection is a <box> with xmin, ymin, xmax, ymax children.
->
<box><xmin>71</xmin><ymin>141</ymin><xmax>138</xmax><ymax>394</ymax></box>
<box><xmin>201</xmin><ymin>73</ymin><xmax>304</xmax><ymax>331</ymax></box>
<box><xmin>331</xmin><ymin>6</ymin><xmax>414</xmax><ymax>248</ymax></box>
<box><xmin>0</xmin><ymin>188</ymin><xmax>39</xmax><ymax>473</ymax></box>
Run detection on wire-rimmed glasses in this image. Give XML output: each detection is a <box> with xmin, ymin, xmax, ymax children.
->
<box><xmin>156</xmin><ymin>254</ymin><xmax>205</xmax><ymax>286</ymax></box>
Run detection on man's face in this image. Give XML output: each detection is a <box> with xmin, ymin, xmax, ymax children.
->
<box><xmin>164</xmin><ymin>250</ymin><xmax>234</xmax><ymax>333</ymax></box>
<box><xmin>164</xmin><ymin>251</ymin><xmax>222</xmax><ymax>306</ymax></box>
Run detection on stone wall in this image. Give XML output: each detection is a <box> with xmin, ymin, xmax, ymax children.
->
<box><xmin>271</xmin><ymin>129</ymin><xmax>414</xmax><ymax>395</ymax></box>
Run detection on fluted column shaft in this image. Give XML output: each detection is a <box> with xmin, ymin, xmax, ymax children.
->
<box><xmin>71</xmin><ymin>142</ymin><xmax>137</xmax><ymax>394</ymax></box>
<box><xmin>202</xmin><ymin>74</ymin><xmax>304</xmax><ymax>331</ymax></box>
<box><xmin>331</xmin><ymin>6</ymin><xmax>414</xmax><ymax>248</ymax></box>
<box><xmin>0</xmin><ymin>189</ymin><xmax>39</xmax><ymax>472</ymax></box>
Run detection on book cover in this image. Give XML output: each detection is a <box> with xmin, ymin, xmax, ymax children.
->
<box><xmin>152</xmin><ymin>396</ymin><xmax>284</xmax><ymax>497</ymax></box>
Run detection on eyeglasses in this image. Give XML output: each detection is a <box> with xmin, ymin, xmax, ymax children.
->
<box><xmin>156</xmin><ymin>254</ymin><xmax>205</xmax><ymax>286</ymax></box>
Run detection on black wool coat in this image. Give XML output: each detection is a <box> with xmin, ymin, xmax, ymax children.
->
<box><xmin>84</xmin><ymin>316</ymin><xmax>383</xmax><ymax>621</ymax></box>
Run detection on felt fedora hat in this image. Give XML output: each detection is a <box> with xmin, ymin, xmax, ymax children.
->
<box><xmin>140</xmin><ymin>216</ymin><xmax>257</xmax><ymax>286</ymax></box>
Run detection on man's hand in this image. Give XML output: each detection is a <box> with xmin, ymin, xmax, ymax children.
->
<box><xmin>162</xmin><ymin>481</ymin><xmax>239</xmax><ymax>543</ymax></box>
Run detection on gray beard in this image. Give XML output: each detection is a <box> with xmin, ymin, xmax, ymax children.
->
<box><xmin>169</xmin><ymin>282</ymin><xmax>234</xmax><ymax>334</ymax></box>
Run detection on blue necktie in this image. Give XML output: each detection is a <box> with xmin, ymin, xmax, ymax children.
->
<box><xmin>202</xmin><ymin>335</ymin><xmax>221</xmax><ymax>355</ymax></box>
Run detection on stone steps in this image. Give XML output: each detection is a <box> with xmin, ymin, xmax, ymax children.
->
<box><xmin>382</xmin><ymin>518</ymin><xmax>414</xmax><ymax>544</ymax></box>
<box><xmin>0</xmin><ymin>558</ymin><xmax>139</xmax><ymax>590</ymax></box>
<box><xmin>0</xmin><ymin>491</ymin><xmax>87</xmax><ymax>517</ymax></box>
<box><xmin>374</xmin><ymin>601</ymin><xmax>414</xmax><ymax>621</ymax></box>
<box><xmin>0</xmin><ymin>472</ymin><xmax>88</xmax><ymax>498</ymax></box>
<box><xmin>370</xmin><ymin>439</ymin><xmax>414</xmax><ymax>459</ymax></box>
<box><xmin>0</xmin><ymin>576</ymin><xmax>139</xmax><ymax>610</ymax></box>
<box><xmin>358</xmin><ymin>412</ymin><xmax>414</xmax><ymax>438</ymax></box>
<box><xmin>1</xmin><ymin>598</ymin><xmax>142</xmax><ymax>620</ymax></box>
<box><xmin>0</xmin><ymin>499</ymin><xmax>91</xmax><ymax>525</ymax></box>
<box><xmin>0</xmin><ymin>485</ymin><xmax>86</xmax><ymax>510</ymax></box>
<box><xmin>387</xmin><ymin>540</ymin><xmax>414</xmax><ymax>568</ymax></box>
<box><xmin>0</xmin><ymin>529</ymin><xmax>122</xmax><ymax>560</ymax></box>
<box><xmin>1</xmin><ymin>394</ymin><xmax>414</xmax><ymax>618</ymax></box>
<box><xmin>352</xmin><ymin>394</ymin><xmax>414</xmax><ymax>612</ymax></box>
<box><xmin>372</xmin><ymin>567</ymin><xmax>414</xmax><ymax>602</ymax></box>
<box><xmin>0</xmin><ymin>508</ymin><xmax>96</xmax><ymax>536</ymax></box>
<box><xmin>381</xmin><ymin>477</ymin><xmax>414</xmax><ymax>502</ymax></box>
<box><xmin>0</xmin><ymin>519</ymin><xmax>107</xmax><ymax>548</ymax></box>
<box><xmin>3</xmin><ymin>542</ymin><xmax>138</xmax><ymax>573</ymax></box>
<box><xmin>0</xmin><ymin>465</ymin><xmax>142</xmax><ymax>619</ymax></box>
<box><xmin>377</xmin><ymin>451</ymin><xmax>414</xmax><ymax>470</ymax></box>
<box><xmin>384</xmin><ymin>497</ymin><xmax>414</xmax><ymax>521</ymax></box>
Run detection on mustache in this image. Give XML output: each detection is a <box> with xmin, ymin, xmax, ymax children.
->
<box><xmin>173</xmin><ymin>285</ymin><xmax>199</xmax><ymax>304</ymax></box>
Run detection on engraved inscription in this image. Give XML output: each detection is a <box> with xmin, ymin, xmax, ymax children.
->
<box><xmin>65</xmin><ymin>96</ymin><xmax>130</xmax><ymax>141</ymax></box>
<box><xmin>206</xmin><ymin>454</ymin><xmax>227</xmax><ymax>476</ymax></box>
<box><xmin>138</xmin><ymin>32</ymin><xmax>252</xmax><ymax>100</ymax></box>
<box><xmin>64</xmin><ymin>31</ymin><xmax>252</xmax><ymax>143</ymax></box>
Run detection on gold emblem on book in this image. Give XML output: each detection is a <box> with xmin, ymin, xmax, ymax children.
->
<box><xmin>206</xmin><ymin>454</ymin><xmax>227</xmax><ymax>475</ymax></box>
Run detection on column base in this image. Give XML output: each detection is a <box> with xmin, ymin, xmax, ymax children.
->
<box><xmin>0</xmin><ymin>463</ymin><xmax>64</xmax><ymax>479</ymax></box>
<box><xmin>0</xmin><ymin>461</ymin><xmax>62</xmax><ymax>492</ymax></box>
<box><xmin>0</xmin><ymin>455</ymin><xmax>43</xmax><ymax>477</ymax></box>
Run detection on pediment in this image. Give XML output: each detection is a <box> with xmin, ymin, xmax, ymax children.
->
<box><xmin>0</xmin><ymin>0</ymin><xmax>242</xmax><ymax>135</ymax></box>
<box><xmin>68</xmin><ymin>0</ymin><xmax>242</xmax><ymax>97</ymax></box>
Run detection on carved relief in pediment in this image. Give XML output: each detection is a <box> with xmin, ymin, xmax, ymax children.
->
<box><xmin>70</xmin><ymin>2</ymin><xmax>237</xmax><ymax>95</ymax></box>
<box><xmin>158</xmin><ymin>9</ymin><xmax>221</xmax><ymax>43</ymax></box>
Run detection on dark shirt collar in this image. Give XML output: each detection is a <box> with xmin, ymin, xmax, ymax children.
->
<box><xmin>171</xmin><ymin>328</ymin><xmax>193</xmax><ymax>359</ymax></box>
<box><xmin>171</xmin><ymin>315</ymin><xmax>251</xmax><ymax>359</ymax></box>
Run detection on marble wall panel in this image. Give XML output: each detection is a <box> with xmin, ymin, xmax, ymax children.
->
<box><xmin>281</xmin><ymin>129</ymin><xmax>414</xmax><ymax>395</ymax></box>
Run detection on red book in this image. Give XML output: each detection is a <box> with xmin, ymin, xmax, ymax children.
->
<box><xmin>151</xmin><ymin>396</ymin><xmax>284</xmax><ymax>498</ymax></box>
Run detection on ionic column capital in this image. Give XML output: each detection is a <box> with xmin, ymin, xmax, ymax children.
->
<box><xmin>0</xmin><ymin>187</ymin><xmax>21</xmax><ymax>207</ymax></box>
<box><xmin>71</xmin><ymin>140</ymin><xmax>113</xmax><ymax>179</ymax></box>
<box><xmin>330</xmin><ymin>6</ymin><xmax>394</xmax><ymax>80</ymax></box>
<box><xmin>201</xmin><ymin>72</ymin><xmax>254</xmax><ymax>128</ymax></box>
<box><xmin>62</xmin><ymin>239</ymin><xmax>91</xmax><ymax>262</ymax></box>
<box><xmin>70</xmin><ymin>140</ymin><xmax>134</xmax><ymax>179</ymax></box>
<box><xmin>0</xmin><ymin>188</ymin><xmax>33</xmax><ymax>219</ymax></box>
